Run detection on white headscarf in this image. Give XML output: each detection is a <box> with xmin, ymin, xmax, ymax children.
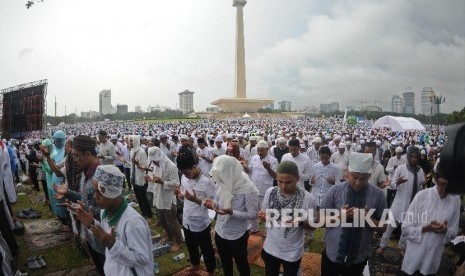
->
<box><xmin>210</xmin><ymin>155</ymin><xmax>258</xmax><ymax>211</ymax></box>
<box><xmin>148</xmin><ymin>146</ymin><xmax>169</xmax><ymax>171</ymax></box>
<box><xmin>130</xmin><ymin>135</ymin><xmax>141</xmax><ymax>159</ymax></box>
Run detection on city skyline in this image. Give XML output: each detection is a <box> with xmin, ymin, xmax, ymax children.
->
<box><xmin>1</xmin><ymin>0</ymin><xmax>463</xmax><ymax>116</ymax></box>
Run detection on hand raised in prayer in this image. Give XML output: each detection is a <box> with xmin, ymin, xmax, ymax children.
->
<box><xmin>396</xmin><ymin>176</ymin><xmax>408</xmax><ymax>186</ymax></box>
<box><xmin>144</xmin><ymin>175</ymin><xmax>152</xmax><ymax>182</ymax></box>
<box><xmin>174</xmin><ymin>187</ymin><xmax>183</xmax><ymax>199</ymax></box>
<box><xmin>40</xmin><ymin>146</ymin><xmax>50</xmax><ymax>157</ymax></box>
<box><xmin>262</xmin><ymin>161</ymin><xmax>271</xmax><ymax>170</ymax></box>
<box><xmin>68</xmin><ymin>201</ymin><xmax>94</xmax><ymax>228</ymax></box>
<box><xmin>380</xmin><ymin>178</ymin><xmax>391</xmax><ymax>189</ymax></box>
<box><xmin>216</xmin><ymin>208</ymin><xmax>233</xmax><ymax>215</ymax></box>
<box><xmin>433</xmin><ymin>221</ymin><xmax>448</xmax><ymax>234</ymax></box>
<box><xmin>204</xmin><ymin>199</ymin><xmax>217</xmax><ymax>210</ymax></box>
<box><xmin>341</xmin><ymin>204</ymin><xmax>356</xmax><ymax>219</ymax></box>
<box><xmin>90</xmin><ymin>224</ymin><xmax>116</xmax><ymax>249</ymax></box>
<box><xmin>53</xmin><ymin>183</ymin><xmax>68</xmax><ymax>199</ymax></box>
<box><xmin>97</xmin><ymin>154</ymin><xmax>104</xmax><ymax>159</ymax></box>
<box><xmin>327</xmin><ymin>177</ymin><xmax>335</xmax><ymax>185</ymax></box>
<box><xmin>184</xmin><ymin>189</ymin><xmax>199</xmax><ymax>204</ymax></box>
<box><xmin>153</xmin><ymin>176</ymin><xmax>163</xmax><ymax>184</ymax></box>
<box><xmin>311</xmin><ymin>175</ymin><xmax>316</xmax><ymax>184</ymax></box>
<box><xmin>257</xmin><ymin>210</ymin><xmax>266</xmax><ymax>222</ymax></box>
<box><xmin>132</xmin><ymin>158</ymin><xmax>140</xmax><ymax>167</ymax></box>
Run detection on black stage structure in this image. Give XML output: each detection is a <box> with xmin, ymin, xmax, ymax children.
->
<box><xmin>0</xmin><ymin>80</ymin><xmax>47</xmax><ymax>138</ymax></box>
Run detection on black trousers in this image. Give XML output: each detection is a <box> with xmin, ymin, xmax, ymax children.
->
<box><xmin>387</xmin><ymin>189</ymin><xmax>396</xmax><ymax>208</ymax></box>
<box><xmin>133</xmin><ymin>183</ymin><xmax>152</xmax><ymax>218</ymax></box>
<box><xmin>215</xmin><ymin>231</ymin><xmax>250</xmax><ymax>276</ymax></box>
<box><xmin>184</xmin><ymin>224</ymin><xmax>216</xmax><ymax>272</ymax></box>
<box><xmin>87</xmin><ymin>242</ymin><xmax>106</xmax><ymax>276</ymax></box>
<box><xmin>30</xmin><ymin>170</ymin><xmax>39</xmax><ymax>191</ymax></box>
<box><xmin>40</xmin><ymin>178</ymin><xmax>49</xmax><ymax>200</ymax></box>
<box><xmin>124</xmin><ymin>168</ymin><xmax>131</xmax><ymax>190</ymax></box>
<box><xmin>261</xmin><ymin>249</ymin><xmax>301</xmax><ymax>276</ymax></box>
<box><xmin>321</xmin><ymin>250</ymin><xmax>367</xmax><ymax>276</ymax></box>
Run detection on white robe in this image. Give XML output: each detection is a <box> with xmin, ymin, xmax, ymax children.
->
<box><xmin>400</xmin><ymin>187</ymin><xmax>460</xmax><ymax>275</ymax></box>
<box><xmin>1</xmin><ymin>148</ymin><xmax>16</xmax><ymax>204</ymax></box>
<box><xmin>389</xmin><ymin>164</ymin><xmax>425</xmax><ymax>222</ymax></box>
<box><xmin>100</xmin><ymin>205</ymin><xmax>154</xmax><ymax>276</ymax></box>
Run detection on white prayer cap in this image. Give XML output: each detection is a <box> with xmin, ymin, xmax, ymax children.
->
<box><xmin>346</xmin><ymin>141</ymin><xmax>352</xmax><ymax>146</ymax></box>
<box><xmin>94</xmin><ymin>165</ymin><xmax>125</xmax><ymax>199</ymax></box>
<box><xmin>226</xmin><ymin>134</ymin><xmax>234</xmax><ymax>139</ymax></box>
<box><xmin>395</xmin><ymin>147</ymin><xmax>403</xmax><ymax>153</ymax></box>
<box><xmin>421</xmin><ymin>149</ymin><xmax>426</xmax><ymax>155</ymax></box>
<box><xmin>376</xmin><ymin>140</ymin><xmax>381</xmax><ymax>146</ymax></box>
<box><xmin>159</xmin><ymin>132</ymin><xmax>168</xmax><ymax>139</ymax></box>
<box><xmin>277</xmin><ymin>137</ymin><xmax>287</xmax><ymax>144</ymax></box>
<box><xmin>180</xmin><ymin>135</ymin><xmax>189</xmax><ymax>141</ymax></box>
<box><xmin>215</xmin><ymin>136</ymin><xmax>223</xmax><ymax>142</ymax></box>
<box><xmin>237</xmin><ymin>134</ymin><xmax>243</xmax><ymax>138</ymax></box>
<box><xmin>313</xmin><ymin>137</ymin><xmax>322</xmax><ymax>143</ymax></box>
<box><xmin>249</xmin><ymin>136</ymin><xmax>257</xmax><ymax>141</ymax></box>
<box><xmin>148</xmin><ymin>147</ymin><xmax>164</xmax><ymax>162</ymax></box>
<box><xmin>360</xmin><ymin>139</ymin><xmax>366</xmax><ymax>145</ymax></box>
<box><xmin>348</xmin><ymin>153</ymin><xmax>373</xmax><ymax>174</ymax></box>
<box><xmin>256</xmin><ymin>140</ymin><xmax>269</xmax><ymax>149</ymax></box>
<box><xmin>391</xmin><ymin>141</ymin><xmax>397</xmax><ymax>147</ymax></box>
<box><xmin>334</xmin><ymin>135</ymin><xmax>342</xmax><ymax>141</ymax></box>
<box><xmin>110</xmin><ymin>135</ymin><xmax>117</xmax><ymax>140</ymax></box>
<box><xmin>338</xmin><ymin>143</ymin><xmax>346</xmax><ymax>149</ymax></box>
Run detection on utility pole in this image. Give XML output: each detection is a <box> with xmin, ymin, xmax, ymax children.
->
<box><xmin>430</xmin><ymin>95</ymin><xmax>445</xmax><ymax>134</ymax></box>
<box><xmin>54</xmin><ymin>96</ymin><xmax>57</xmax><ymax>117</ymax></box>
<box><xmin>65</xmin><ymin>105</ymin><xmax>67</xmax><ymax>116</ymax></box>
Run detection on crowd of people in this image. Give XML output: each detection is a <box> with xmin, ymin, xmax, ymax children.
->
<box><xmin>0</xmin><ymin>116</ymin><xmax>460</xmax><ymax>276</ymax></box>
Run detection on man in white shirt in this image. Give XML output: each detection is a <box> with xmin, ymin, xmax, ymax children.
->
<box><xmin>258</xmin><ymin>161</ymin><xmax>317</xmax><ymax>276</ymax></box>
<box><xmin>144</xmin><ymin>147</ymin><xmax>183</xmax><ymax>252</ymax></box>
<box><xmin>71</xmin><ymin>165</ymin><xmax>153</xmax><ymax>276</ymax></box>
<box><xmin>377</xmin><ymin>147</ymin><xmax>425</xmax><ymax>255</ymax></box>
<box><xmin>212</xmin><ymin>136</ymin><xmax>226</xmax><ymax>158</ymax></box>
<box><xmin>174</xmin><ymin>152</ymin><xmax>216</xmax><ymax>276</ymax></box>
<box><xmin>196</xmin><ymin>138</ymin><xmax>213</xmax><ymax>176</ymax></box>
<box><xmin>310</xmin><ymin>146</ymin><xmax>340</xmax><ymax>207</ymax></box>
<box><xmin>97</xmin><ymin>130</ymin><xmax>117</xmax><ymax>166</ymax></box>
<box><xmin>244</xmin><ymin>136</ymin><xmax>258</xmax><ymax>161</ymax></box>
<box><xmin>281</xmin><ymin>139</ymin><xmax>312</xmax><ymax>191</ymax></box>
<box><xmin>364</xmin><ymin>142</ymin><xmax>390</xmax><ymax>192</ymax></box>
<box><xmin>159</xmin><ymin>132</ymin><xmax>176</xmax><ymax>163</ymax></box>
<box><xmin>330</xmin><ymin>143</ymin><xmax>349</xmax><ymax>181</ymax></box>
<box><xmin>247</xmin><ymin>140</ymin><xmax>278</xmax><ymax>232</ymax></box>
<box><xmin>398</xmin><ymin>167</ymin><xmax>460</xmax><ymax>276</ymax></box>
<box><xmin>306</xmin><ymin>137</ymin><xmax>322</xmax><ymax>166</ymax></box>
<box><xmin>385</xmin><ymin>146</ymin><xmax>407</xmax><ymax>207</ymax></box>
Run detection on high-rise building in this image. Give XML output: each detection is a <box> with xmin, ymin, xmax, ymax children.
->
<box><xmin>178</xmin><ymin>90</ymin><xmax>195</xmax><ymax>114</ymax></box>
<box><xmin>330</xmin><ymin>102</ymin><xmax>340</xmax><ymax>112</ymax></box>
<box><xmin>279</xmin><ymin>101</ymin><xmax>292</xmax><ymax>111</ymax></box>
<box><xmin>99</xmin><ymin>89</ymin><xmax>113</xmax><ymax>115</ymax></box>
<box><xmin>391</xmin><ymin>95</ymin><xmax>403</xmax><ymax>113</ymax></box>
<box><xmin>402</xmin><ymin>91</ymin><xmax>415</xmax><ymax>114</ymax></box>
<box><xmin>116</xmin><ymin>104</ymin><xmax>128</xmax><ymax>114</ymax></box>
<box><xmin>421</xmin><ymin>87</ymin><xmax>439</xmax><ymax>116</ymax></box>
<box><xmin>135</xmin><ymin>106</ymin><xmax>143</xmax><ymax>113</ymax></box>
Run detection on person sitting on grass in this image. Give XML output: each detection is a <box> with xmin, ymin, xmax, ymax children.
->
<box><xmin>69</xmin><ymin>165</ymin><xmax>153</xmax><ymax>276</ymax></box>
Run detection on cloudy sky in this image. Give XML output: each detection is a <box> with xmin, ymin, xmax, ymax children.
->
<box><xmin>0</xmin><ymin>0</ymin><xmax>463</xmax><ymax>115</ymax></box>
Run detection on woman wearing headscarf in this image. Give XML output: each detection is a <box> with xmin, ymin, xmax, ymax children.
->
<box><xmin>48</xmin><ymin>130</ymin><xmax>68</xmax><ymax>222</ymax></box>
<box><xmin>205</xmin><ymin>155</ymin><xmax>259</xmax><ymax>276</ymax></box>
<box><xmin>41</xmin><ymin>139</ymin><xmax>56</xmax><ymax>209</ymax></box>
<box><xmin>377</xmin><ymin>146</ymin><xmax>425</xmax><ymax>255</ymax></box>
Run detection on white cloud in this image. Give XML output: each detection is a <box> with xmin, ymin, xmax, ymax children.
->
<box><xmin>0</xmin><ymin>0</ymin><xmax>463</xmax><ymax>115</ymax></box>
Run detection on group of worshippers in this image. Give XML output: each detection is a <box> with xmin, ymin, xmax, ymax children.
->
<box><xmin>1</xmin><ymin>121</ymin><xmax>455</xmax><ymax>276</ymax></box>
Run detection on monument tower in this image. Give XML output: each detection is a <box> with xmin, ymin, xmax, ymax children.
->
<box><xmin>211</xmin><ymin>0</ymin><xmax>273</xmax><ymax>113</ymax></box>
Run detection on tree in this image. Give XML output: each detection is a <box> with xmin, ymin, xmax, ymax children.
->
<box><xmin>446</xmin><ymin>107</ymin><xmax>465</xmax><ymax>125</ymax></box>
